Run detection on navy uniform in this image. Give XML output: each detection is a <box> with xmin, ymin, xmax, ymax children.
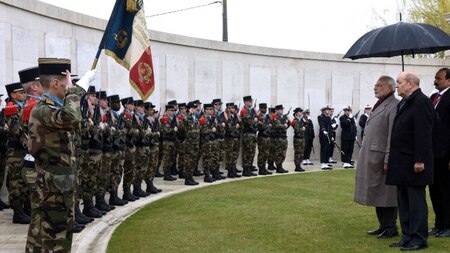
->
<box><xmin>302</xmin><ymin>109</ymin><xmax>315</xmax><ymax>165</ymax></box>
<box><xmin>318</xmin><ymin>105</ymin><xmax>333</xmax><ymax>169</ymax></box>
<box><xmin>339</xmin><ymin>106</ymin><xmax>357</xmax><ymax>168</ymax></box>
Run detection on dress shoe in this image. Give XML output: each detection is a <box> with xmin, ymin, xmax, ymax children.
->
<box><xmin>377</xmin><ymin>230</ymin><xmax>398</xmax><ymax>239</ymax></box>
<box><xmin>367</xmin><ymin>227</ymin><xmax>384</xmax><ymax>235</ymax></box>
<box><xmin>436</xmin><ymin>229</ymin><xmax>450</xmax><ymax>237</ymax></box>
<box><xmin>400</xmin><ymin>243</ymin><xmax>427</xmax><ymax>251</ymax></box>
<box><xmin>428</xmin><ymin>227</ymin><xmax>441</xmax><ymax>235</ymax></box>
<box><xmin>389</xmin><ymin>241</ymin><xmax>409</xmax><ymax>248</ymax></box>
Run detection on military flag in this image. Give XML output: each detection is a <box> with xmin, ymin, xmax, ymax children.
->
<box><xmin>95</xmin><ymin>0</ymin><xmax>155</xmax><ymax>100</ymax></box>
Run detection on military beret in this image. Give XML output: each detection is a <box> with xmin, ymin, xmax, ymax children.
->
<box><xmin>168</xmin><ymin>100</ymin><xmax>177</xmax><ymax>105</ymax></box>
<box><xmin>107</xmin><ymin>94</ymin><xmax>120</xmax><ymax>104</ymax></box>
<box><xmin>38</xmin><ymin>58</ymin><xmax>74</xmax><ymax>76</ymax></box>
<box><xmin>5</xmin><ymin>82</ymin><xmax>24</xmax><ymax>94</ymax></box>
<box><xmin>259</xmin><ymin>103</ymin><xmax>267</xmax><ymax>109</ymax></box>
<box><xmin>212</xmin><ymin>98</ymin><xmax>222</xmax><ymax>104</ymax></box>
<box><xmin>134</xmin><ymin>99</ymin><xmax>144</xmax><ymax>107</ymax></box>
<box><xmin>304</xmin><ymin>109</ymin><xmax>310</xmax><ymax>114</ymax></box>
<box><xmin>275</xmin><ymin>104</ymin><xmax>284</xmax><ymax>110</ymax></box>
<box><xmin>18</xmin><ymin>66</ymin><xmax>39</xmax><ymax>84</ymax></box>
<box><xmin>96</xmin><ymin>91</ymin><xmax>107</xmax><ymax>100</ymax></box>
<box><xmin>243</xmin><ymin>95</ymin><xmax>252</xmax><ymax>102</ymax></box>
<box><xmin>121</xmin><ymin>97</ymin><xmax>134</xmax><ymax>106</ymax></box>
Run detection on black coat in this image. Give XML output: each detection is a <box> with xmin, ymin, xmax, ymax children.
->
<box><xmin>386</xmin><ymin>88</ymin><xmax>434</xmax><ymax>186</ymax></box>
<box><xmin>318</xmin><ymin>114</ymin><xmax>332</xmax><ymax>141</ymax></box>
<box><xmin>339</xmin><ymin>114</ymin><xmax>357</xmax><ymax>141</ymax></box>
<box><xmin>431</xmin><ymin>89</ymin><xmax>450</xmax><ymax>159</ymax></box>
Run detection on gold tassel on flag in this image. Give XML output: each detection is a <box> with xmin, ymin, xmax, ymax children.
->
<box><xmin>126</xmin><ymin>0</ymin><xmax>137</xmax><ymax>12</ymax></box>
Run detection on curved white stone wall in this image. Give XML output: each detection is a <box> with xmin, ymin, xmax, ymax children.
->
<box><xmin>0</xmin><ymin>0</ymin><xmax>448</xmax><ymax>164</ymax></box>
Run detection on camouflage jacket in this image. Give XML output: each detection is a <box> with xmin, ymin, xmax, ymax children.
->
<box><xmin>224</xmin><ymin>112</ymin><xmax>241</xmax><ymax>138</ymax></box>
<box><xmin>199</xmin><ymin>114</ymin><xmax>216</xmax><ymax>142</ymax></box>
<box><xmin>291</xmin><ymin>116</ymin><xmax>305</xmax><ymax>138</ymax></box>
<box><xmin>240</xmin><ymin>106</ymin><xmax>258</xmax><ymax>134</ymax></box>
<box><xmin>271</xmin><ymin>113</ymin><xmax>290</xmax><ymax>138</ymax></box>
<box><xmin>184</xmin><ymin>112</ymin><xmax>200</xmax><ymax>141</ymax></box>
<box><xmin>5</xmin><ymin>102</ymin><xmax>24</xmax><ymax>150</ymax></box>
<box><xmin>28</xmin><ymin>86</ymin><xmax>85</xmax><ymax>172</ymax></box>
<box><xmin>257</xmin><ymin>112</ymin><xmax>271</xmax><ymax>138</ymax></box>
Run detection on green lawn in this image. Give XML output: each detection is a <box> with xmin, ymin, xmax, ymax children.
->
<box><xmin>107</xmin><ymin>170</ymin><xmax>447</xmax><ymax>253</ymax></box>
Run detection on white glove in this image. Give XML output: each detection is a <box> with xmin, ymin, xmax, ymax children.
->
<box><xmin>331</xmin><ymin>123</ymin><xmax>337</xmax><ymax>128</ymax></box>
<box><xmin>236</xmin><ymin>123</ymin><xmax>240</xmax><ymax>128</ymax></box>
<box><xmin>323</xmin><ymin>131</ymin><xmax>328</xmax><ymax>135</ymax></box>
<box><xmin>212</xmin><ymin>127</ymin><xmax>217</xmax><ymax>132</ymax></box>
<box><xmin>174</xmin><ymin>126</ymin><xmax>178</xmax><ymax>132</ymax></box>
<box><xmin>349</xmin><ymin>114</ymin><xmax>354</xmax><ymax>118</ymax></box>
<box><xmin>76</xmin><ymin>69</ymin><xmax>97</xmax><ymax>92</ymax></box>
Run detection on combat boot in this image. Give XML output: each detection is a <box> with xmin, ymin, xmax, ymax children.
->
<box><xmin>170</xmin><ymin>163</ymin><xmax>178</xmax><ymax>175</ymax></box>
<box><xmin>267</xmin><ymin>161</ymin><xmax>276</xmax><ymax>171</ymax></box>
<box><xmin>276</xmin><ymin>163</ymin><xmax>288</xmax><ymax>173</ymax></box>
<box><xmin>11</xmin><ymin>199</ymin><xmax>31</xmax><ymax>224</ymax></box>
<box><xmin>123</xmin><ymin>188</ymin><xmax>139</xmax><ymax>202</ymax></box>
<box><xmin>23</xmin><ymin>199</ymin><xmax>31</xmax><ymax>217</ymax></box>
<box><xmin>295</xmin><ymin>165</ymin><xmax>305</xmax><ymax>172</ymax></box>
<box><xmin>204</xmin><ymin>171</ymin><xmax>215</xmax><ymax>183</ymax></box>
<box><xmin>163</xmin><ymin>172</ymin><xmax>177</xmax><ymax>181</ymax></box>
<box><xmin>178</xmin><ymin>168</ymin><xmax>185</xmax><ymax>179</ymax></box>
<box><xmin>185</xmin><ymin>175</ymin><xmax>199</xmax><ymax>186</ymax></box>
<box><xmin>0</xmin><ymin>198</ymin><xmax>10</xmax><ymax>210</ymax></box>
<box><xmin>193</xmin><ymin>168</ymin><xmax>203</xmax><ymax>176</ymax></box>
<box><xmin>234</xmin><ymin>166</ymin><xmax>242</xmax><ymax>173</ymax></box>
<box><xmin>227</xmin><ymin>166</ymin><xmax>235</xmax><ymax>178</ymax></box>
<box><xmin>242</xmin><ymin>166</ymin><xmax>257</xmax><ymax>177</ymax></box>
<box><xmin>258</xmin><ymin>165</ymin><xmax>272</xmax><ymax>175</ymax></box>
<box><xmin>232</xmin><ymin>166</ymin><xmax>242</xmax><ymax>178</ymax></box>
<box><xmin>133</xmin><ymin>184</ymin><xmax>150</xmax><ymax>197</ymax></box>
<box><xmin>250</xmin><ymin>165</ymin><xmax>258</xmax><ymax>172</ymax></box>
<box><xmin>71</xmin><ymin>221</ymin><xmax>85</xmax><ymax>233</ymax></box>
<box><xmin>95</xmin><ymin>195</ymin><xmax>114</xmax><ymax>212</ymax></box>
<box><xmin>145</xmin><ymin>180</ymin><xmax>162</xmax><ymax>194</ymax></box>
<box><xmin>213</xmin><ymin>168</ymin><xmax>226</xmax><ymax>180</ymax></box>
<box><xmin>82</xmin><ymin>199</ymin><xmax>103</xmax><ymax>218</ymax></box>
<box><xmin>75</xmin><ymin>201</ymin><xmax>93</xmax><ymax>224</ymax></box>
<box><xmin>109</xmin><ymin>190</ymin><xmax>128</xmax><ymax>206</ymax></box>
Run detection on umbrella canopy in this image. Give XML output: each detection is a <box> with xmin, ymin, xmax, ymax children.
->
<box><xmin>343</xmin><ymin>22</ymin><xmax>450</xmax><ymax>70</ymax></box>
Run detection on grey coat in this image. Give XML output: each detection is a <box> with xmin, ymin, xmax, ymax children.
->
<box><xmin>354</xmin><ymin>94</ymin><xmax>399</xmax><ymax>207</ymax></box>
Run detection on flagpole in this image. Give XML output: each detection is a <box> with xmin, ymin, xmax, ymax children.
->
<box><xmin>91</xmin><ymin>58</ymin><xmax>99</xmax><ymax>70</ymax></box>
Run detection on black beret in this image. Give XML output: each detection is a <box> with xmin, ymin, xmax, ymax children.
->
<box><xmin>187</xmin><ymin>102</ymin><xmax>196</xmax><ymax>109</ymax></box>
<box><xmin>178</xmin><ymin>102</ymin><xmax>187</xmax><ymax>108</ymax></box>
<box><xmin>18</xmin><ymin>66</ymin><xmax>39</xmax><ymax>84</ymax></box>
<box><xmin>194</xmin><ymin>99</ymin><xmax>201</xmax><ymax>104</ymax></box>
<box><xmin>165</xmin><ymin>104</ymin><xmax>175</xmax><ymax>110</ymax></box>
<box><xmin>203</xmin><ymin>103</ymin><xmax>213</xmax><ymax>109</ymax></box>
<box><xmin>294</xmin><ymin>107</ymin><xmax>303</xmax><ymax>113</ymax></box>
<box><xmin>269</xmin><ymin>107</ymin><xmax>276</xmax><ymax>113</ymax></box>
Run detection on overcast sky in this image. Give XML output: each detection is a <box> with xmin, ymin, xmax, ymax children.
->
<box><xmin>39</xmin><ymin>0</ymin><xmax>405</xmax><ymax>54</ymax></box>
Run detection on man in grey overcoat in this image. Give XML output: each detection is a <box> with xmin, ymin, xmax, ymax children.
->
<box><xmin>354</xmin><ymin>75</ymin><xmax>399</xmax><ymax>238</ymax></box>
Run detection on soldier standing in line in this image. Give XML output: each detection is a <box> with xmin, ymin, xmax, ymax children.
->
<box><xmin>176</xmin><ymin>103</ymin><xmax>187</xmax><ymax>179</ymax></box>
<box><xmin>358</xmin><ymin>105</ymin><xmax>371</xmax><ymax>141</ymax></box>
<box><xmin>267</xmin><ymin>107</ymin><xmax>277</xmax><ymax>171</ymax></box>
<box><xmin>107</xmin><ymin>95</ymin><xmax>128</xmax><ymax>206</ymax></box>
<box><xmin>0</xmin><ymin>94</ymin><xmax>9</xmax><ymax>211</ymax></box>
<box><xmin>167</xmin><ymin>100</ymin><xmax>180</xmax><ymax>176</ymax></box>
<box><xmin>318</xmin><ymin>105</ymin><xmax>333</xmax><ymax>170</ymax></box>
<box><xmin>240</xmin><ymin>96</ymin><xmax>258</xmax><ymax>177</ymax></box>
<box><xmin>291</xmin><ymin>107</ymin><xmax>306</xmax><ymax>172</ymax></box>
<box><xmin>340</xmin><ymin>106</ymin><xmax>357</xmax><ymax>168</ymax></box>
<box><xmin>224</xmin><ymin>102</ymin><xmax>242</xmax><ymax>178</ymax></box>
<box><xmin>256</xmin><ymin>103</ymin><xmax>273</xmax><ymax>175</ymax></box>
<box><xmin>132</xmin><ymin>100</ymin><xmax>151</xmax><ymax>197</ymax></box>
<box><xmin>211</xmin><ymin>98</ymin><xmax>226</xmax><ymax>180</ymax></box>
<box><xmin>27</xmin><ymin>58</ymin><xmax>92</xmax><ymax>252</ymax></box>
<box><xmin>329</xmin><ymin>107</ymin><xmax>338</xmax><ymax>164</ymax></box>
<box><xmin>144</xmin><ymin>103</ymin><xmax>163</xmax><ymax>193</ymax></box>
<box><xmin>199</xmin><ymin>103</ymin><xmax>217</xmax><ymax>182</ymax></box>
<box><xmin>94</xmin><ymin>91</ymin><xmax>117</xmax><ymax>211</ymax></box>
<box><xmin>121</xmin><ymin>97</ymin><xmax>140</xmax><ymax>201</ymax></box>
<box><xmin>302</xmin><ymin>109</ymin><xmax>315</xmax><ymax>166</ymax></box>
<box><xmin>271</xmin><ymin>105</ymin><xmax>290</xmax><ymax>173</ymax></box>
<box><xmin>160</xmin><ymin>104</ymin><xmax>178</xmax><ymax>181</ymax></box>
<box><xmin>182</xmin><ymin>101</ymin><xmax>200</xmax><ymax>185</ymax></box>
<box><xmin>193</xmin><ymin>99</ymin><xmax>204</xmax><ymax>176</ymax></box>
<box><xmin>4</xmin><ymin>82</ymin><xmax>30</xmax><ymax>224</ymax></box>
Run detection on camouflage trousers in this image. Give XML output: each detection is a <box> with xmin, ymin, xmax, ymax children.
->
<box><xmin>75</xmin><ymin>148</ymin><xmax>88</xmax><ymax>199</ymax></box>
<box><xmin>183</xmin><ymin>139</ymin><xmax>199</xmax><ymax>176</ymax></box>
<box><xmin>80</xmin><ymin>149</ymin><xmax>102</xmax><ymax>200</ymax></box>
<box><xmin>224</xmin><ymin>137</ymin><xmax>240</xmax><ymax>168</ymax></box>
<box><xmin>293</xmin><ymin>137</ymin><xmax>305</xmax><ymax>167</ymax></box>
<box><xmin>175</xmin><ymin>140</ymin><xmax>184</xmax><ymax>174</ymax></box>
<box><xmin>109</xmin><ymin>150</ymin><xmax>124</xmax><ymax>192</ymax></box>
<box><xmin>97</xmin><ymin>152</ymin><xmax>112</xmax><ymax>196</ymax></box>
<box><xmin>123</xmin><ymin>145</ymin><xmax>136</xmax><ymax>190</ymax></box>
<box><xmin>201</xmin><ymin>140</ymin><xmax>218</xmax><ymax>173</ymax></box>
<box><xmin>133</xmin><ymin>146</ymin><xmax>150</xmax><ymax>185</ymax></box>
<box><xmin>145</xmin><ymin>145</ymin><xmax>159</xmax><ymax>181</ymax></box>
<box><xmin>268</xmin><ymin>138</ymin><xmax>276</xmax><ymax>165</ymax></box>
<box><xmin>272</xmin><ymin>138</ymin><xmax>288</xmax><ymax>165</ymax></box>
<box><xmin>31</xmin><ymin>169</ymin><xmax>75</xmax><ymax>253</ymax></box>
<box><xmin>216</xmin><ymin>139</ymin><xmax>225</xmax><ymax>166</ymax></box>
<box><xmin>257</xmin><ymin>136</ymin><xmax>271</xmax><ymax>168</ymax></box>
<box><xmin>161</xmin><ymin>140</ymin><xmax>175</xmax><ymax>175</ymax></box>
<box><xmin>0</xmin><ymin>146</ymin><xmax>7</xmax><ymax>189</ymax></box>
<box><xmin>241</xmin><ymin>133</ymin><xmax>257</xmax><ymax>167</ymax></box>
<box><xmin>24</xmin><ymin>161</ymin><xmax>40</xmax><ymax>253</ymax></box>
<box><xmin>6</xmin><ymin>147</ymin><xmax>28</xmax><ymax>203</ymax></box>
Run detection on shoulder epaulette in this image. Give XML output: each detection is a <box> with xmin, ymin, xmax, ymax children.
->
<box><xmin>45</xmin><ymin>99</ymin><xmax>55</xmax><ymax>106</ymax></box>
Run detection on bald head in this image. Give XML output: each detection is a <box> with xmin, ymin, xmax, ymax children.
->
<box><xmin>396</xmin><ymin>71</ymin><xmax>420</xmax><ymax>98</ymax></box>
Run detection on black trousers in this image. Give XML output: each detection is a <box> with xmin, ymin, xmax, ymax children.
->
<box><xmin>375</xmin><ymin>206</ymin><xmax>398</xmax><ymax>231</ymax></box>
<box><xmin>303</xmin><ymin>139</ymin><xmax>313</xmax><ymax>159</ymax></box>
<box><xmin>319</xmin><ymin>136</ymin><xmax>330</xmax><ymax>163</ymax></box>
<box><xmin>397</xmin><ymin>185</ymin><xmax>428</xmax><ymax>245</ymax></box>
<box><xmin>341</xmin><ymin>139</ymin><xmax>354</xmax><ymax>163</ymax></box>
<box><xmin>429</xmin><ymin>158</ymin><xmax>450</xmax><ymax>229</ymax></box>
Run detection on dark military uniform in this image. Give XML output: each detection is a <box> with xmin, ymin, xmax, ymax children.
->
<box><xmin>144</xmin><ymin>103</ymin><xmax>162</xmax><ymax>193</ymax></box>
<box><xmin>302</xmin><ymin>110</ymin><xmax>315</xmax><ymax>165</ymax></box>
<box><xmin>339</xmin><ymin>107</ymin><xmax>357</xmax><ymax>168</ymax></box>
<box><xmin>0</xmin><ymin>101</ymin><xmax>8</xmax><ymax>210</ymax></box>
<box><xmin>318</xmin><ymin>106</ymin><xmax>333</xmax><ymax>169</ymax></box>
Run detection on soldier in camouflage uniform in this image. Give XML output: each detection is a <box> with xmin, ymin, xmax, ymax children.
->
<box><xmin>224</xmin><ymin>102</ymin><xmax>242</xmax><ymax>178</ymax></box>
<box><xmin>167</xmin><ymin>100</ymin><xmax>180</xmax><ymax>176</ymax></box>
<box><xmin>132</xmin><ymin>100</ymin><xmax>150</xmax><ymax>197</ymax></box>
<box><xmin>199</xmin><ymin>104</ymin><xmax>217</xmax><ymax>182</ymax></box>
<box><xmin>291</xmin><ymin>107</ymin><xmax>306</xmax><ymax>172</ymax></box>
<box><xmin>193</xmin><ymin>100</ymin><xmax>204</xmax><ymax>176</ymax></box>
<box><xmin>95</xmin><ymin>91</ymin><xmax>117</xmax><ymax>211</ymax></box>
<box><xmin>0</xmin><ymin>94</ymin><xmax>9</xmax><ymax>211</ymax></box>
<box><xmin>271</xmin><ymin>105</ymin><xmax>290</xmax><ymax>173</ymax></box>
<box><xmin>160</xmin><ymin>104</ymin><xmax>178</xmax><ymax>181</ymax></box>
<box><xmin>107</xmin><ymin>95</ymin><xmax>128</xmax><ymax>206</ymax></box>
<box><xmin>4</xmin><ymin>82</ymin><xmax>30</xmax><ymax>224</ymax></box>
<box><xmin>211</xmin><ymin>99</ymin><xmax>226</xmax><ymax>180</ymax></box>
<box><xmin>176</xmin><ymin>103</ymin><xmax>187</xmax><ymax>178</ymax></box>
<box><xmin>256</xmin><ymin>103</ymin><xmax>273</xmax><ymax>175</ymax></box>
<box><xmin>240</xmin><ymin>96</ymin><xmax>258</xmax><ymax>177</ymax></box>
<box><xmin>144</xmin><ymin>103</ymin><xmax>162</xmax><ymax>193</ymax></box>
<box><xmin>267</xmin><ymin>107</ymin><xmax>277</xmax><ymax>171</ymax></box>
<box><xmin>121</xmin><ymin>97</ymin><xmax>140</xmax><ymax>201</ymax></box>
<box><xmin>182</xmin><ymin>101</ymin><xmax>200</xmax><ymax>185</ymax></box>
<box><xmin>27</xmin><ymin>58</ymin><xmax>92</xmax><ymax>253</ymax></box>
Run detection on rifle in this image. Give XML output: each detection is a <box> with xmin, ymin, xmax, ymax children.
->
<box><xmin>116</xmin><ymin>112</ymin><xmax>125</xmax><ymax>130</ymax></box>
<box><xmin>80</xmin><ymin>95</ymin><xmax>89</xmax><ymax>119</ymax></box>
<box><xmin>92</xmin><ymin>105</ymin><xmax>101</xmax><ymax>126</ymax></box>
<box><xmin>324</xmin><ymin>131</ymin><xmax>345</xmax><ymax>155</ymax></box>
<box><xmin>354</xmin><ymin>109</ymin><xmax>362</xmax><ymax>119</ymax></box>
<box><xmin>143</xmin><ymin>114</ymin><xmax>149</xmax><ymax>129</ymax></box>
<box><xmin>106</xmin><ymin>110</ymin><xmax>113</xmax><ymax>127</ymax></box>
<box><xmin>355</xmin><ymin>139</ymin><xmax>361</xmax><ymax>148</ymax></box>
<box><xmin>253</xmin><ymin>98</ymin><xmax>257</xmax><ymax>109</ymax></box>
<box><xmin>286</xmin><ymin>106</ymin><xmax>292</xmax><ymax>116</ymax></box>
<box><xmin>334</xmin><ymin>110</ymin><xmax>343</xmax><ymax>119</ymax></box>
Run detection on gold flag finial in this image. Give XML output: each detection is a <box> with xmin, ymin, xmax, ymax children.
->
<box><xmin>126</xmin><ymin>0</ymin><xmax>137</xmax><ymax>12</ymax></box>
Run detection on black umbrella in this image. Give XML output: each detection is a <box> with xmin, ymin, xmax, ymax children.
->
<box><xmin>343</xmin><ymin>22</ymin><xmax>450</xmax><ymax>71</ymax></box>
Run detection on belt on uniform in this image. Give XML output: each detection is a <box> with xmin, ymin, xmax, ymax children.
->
<box><xmin>44</xmin><ymin>164</ymin><xmax>75</xmax><ymax>175</ymax></box>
